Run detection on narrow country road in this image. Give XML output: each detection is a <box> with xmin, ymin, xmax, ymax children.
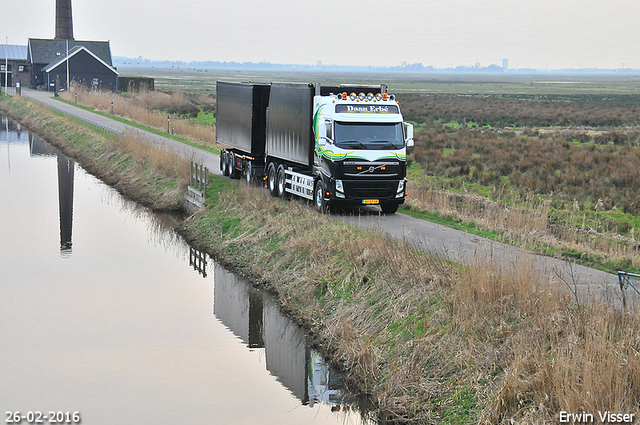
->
<box><xmin>22</xmin><ymin>89</ymin><xmax>639</xmax><ymax>308</ymax></box>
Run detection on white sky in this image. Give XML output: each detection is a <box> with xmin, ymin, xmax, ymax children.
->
<box><xmin>4</xmin><ymin>0</ymin><xmax>640</xmax><ymax>69</ymax></box>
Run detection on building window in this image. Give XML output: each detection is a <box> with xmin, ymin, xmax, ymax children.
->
<box><xmin>19</xmin><ymin>65</ymin><xmax>26</xmax><ymax>72</ymax></box>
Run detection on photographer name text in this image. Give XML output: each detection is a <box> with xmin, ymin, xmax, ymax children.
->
<box><xmin>560</xmin><ymin>411</ymin><xmax>636</xmax><ymax>423</ymax></box>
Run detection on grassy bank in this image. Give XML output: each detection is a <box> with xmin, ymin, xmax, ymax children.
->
<box><xmin>180</xmin><ymin>176</ymin><xmax>640</xmax><ymax>424</ymax></box>
<box><xmin>0</xmin><ymin>95</ymin><xmax>189</xmax><ymax>211</ymax></box>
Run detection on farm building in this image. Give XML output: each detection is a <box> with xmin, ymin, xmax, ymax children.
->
<box><xmin>25</xmin><ymin>0</ymin><xmax>118</xmax><ymax>92</ymax></box>
<box><xmin>28</xmin><ymin>39</ymin><xmax>117</xmax><ymax>92</ymax></box>
<box><xmin>0</xmin><ymin>44</ymin><xmax>30</xmax><ymax>89</ymax></box>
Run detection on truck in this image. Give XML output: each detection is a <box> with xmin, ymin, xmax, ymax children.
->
<box><xmin>216</xmin><ymin>81</ymin><xmax>414</xmax><ymax>214</ymax></box>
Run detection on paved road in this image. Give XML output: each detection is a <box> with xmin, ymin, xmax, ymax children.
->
<box><xmin>22</xmin><ymin>89</ymin><xmax>639</xmax><ymax>308</ymax></box>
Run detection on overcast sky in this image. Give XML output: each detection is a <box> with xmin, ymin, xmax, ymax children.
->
<box><xmin>4</xmin><ymin>0</ymin><xmax>640</xmax><ymax>69</ymax></box>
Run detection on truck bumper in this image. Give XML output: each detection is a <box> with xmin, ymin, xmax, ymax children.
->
<box><xmin>329</xmin><ymin>178</ymin><xmax>407</xmax><ymax>206</ymax></box>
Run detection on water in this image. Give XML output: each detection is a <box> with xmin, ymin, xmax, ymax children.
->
<box><xmin>0</xmin><ymin>116</ymin><xmax>372</xmax><ymax>425</ymax></box>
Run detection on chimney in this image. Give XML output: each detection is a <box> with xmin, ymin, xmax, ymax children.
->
<box><xmin>55</xmin><ymin>0</ymin><xmax>74</xmax><ymax>40</ymax></box>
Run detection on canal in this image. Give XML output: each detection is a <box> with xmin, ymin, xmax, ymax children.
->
<box><xmin>0</xmin><ymin>116</ymin><xmax>372</xmax><ymax>425</ymax></box>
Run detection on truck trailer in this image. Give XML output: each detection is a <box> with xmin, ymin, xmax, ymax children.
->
<box><xmin>216</xmin><ymin>81</ymin><xmax>414</xmax><ymax>214</ymax></box>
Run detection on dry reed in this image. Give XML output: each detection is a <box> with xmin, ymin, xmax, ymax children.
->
<box><xmin>60</xmin><ymin>85</ymin><xmax>219</xmax><ymax>149</ymax></box>
<box><xmin>407</xmin><ymin>178</ymin><xmax>640</xmax><ymax>272</ymax></box>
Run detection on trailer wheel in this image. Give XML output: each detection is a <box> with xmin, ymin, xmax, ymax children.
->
<box><xmin>267</xmin><ymin>163</ymin><xmax>278</xmax><ymax>197</ymax></box>
<box><xmin>244</xmin><ymin>161</ymin><xmax>252</xmax><ymax>184</ymax></box>
<box><xmin>380</xmin><ymin>202</ymin><xmax>399</xmax><ymax>214</ymax></box>
<box><xmin>221</xmin><ymin>152</ymin><xmax>230</xmax><ymax>176</ymax></box>
<box><xmin>314</xmin><ymin>179</ymin><xmax>327</xmax><ymax>213</ymax></box>
<box><xmin>229</xmin><ymin>156</ymin><xmax>240</xmax><ymax>179</ymax></box>
<box><xmin>277</xmin><ymin>165</ymin><xmax>287</xmax><ymax>199</ymax></box>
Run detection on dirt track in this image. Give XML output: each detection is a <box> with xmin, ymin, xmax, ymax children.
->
<box><xmin>23</xmin><ymin>89</ymin><xmax>639</xmax><ymax>309</ymax></box>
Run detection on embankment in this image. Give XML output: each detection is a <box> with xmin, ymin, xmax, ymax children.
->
<box><xmin>0</xmin><ymin>96</ymin><xmax>189</xmax><ymax>211</ymax></box>
<box><xmin>3</xmin><ymin>95</ymin><xmax>639</xmax><ymax>424</ymax></box>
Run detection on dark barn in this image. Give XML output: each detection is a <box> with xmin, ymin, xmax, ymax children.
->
<box><xmin>28</xmin><ymin>39</ymin><xmax>116</xmax><ymax>91</ymax></box>
<box><xmin>43</xmin><ymin>45</ymin><xmax>118</xmax><ymax>91</ymax></box>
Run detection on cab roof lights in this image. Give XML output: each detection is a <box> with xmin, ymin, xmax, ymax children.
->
<box><xmin>337</xmin><ymin>91</ymin><xmax>393</xmax><ymax>102</ymax></box>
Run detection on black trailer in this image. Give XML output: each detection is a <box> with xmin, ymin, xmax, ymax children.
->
<box><xmin>216</xmin><ymin>81</ymin><xmax>270</xmax><ymax>181</ymax></box>
<box><xmin>265</xmin><ymin>83</ymin><xmax>314</xmax><ymax>167</ymax></box>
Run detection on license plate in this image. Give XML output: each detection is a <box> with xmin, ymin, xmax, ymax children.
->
<box><xmin>362</xmin><ymin>199</ymin><xmax>379</xmax><ymax>205</ymax></box>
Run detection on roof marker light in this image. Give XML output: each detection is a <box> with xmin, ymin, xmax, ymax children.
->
<box><xmin>382</xmin><ymin>93</ymin><xmax>388</xmax><ymax>101</ymax></box>
<box><xmin>342</xmin><ymin>92</ymin><xmax>347</xmax><ymax>100</ymax></box>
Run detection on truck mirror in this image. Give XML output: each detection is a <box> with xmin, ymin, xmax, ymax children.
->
<box><xmin>325</xmin><ymin>120</ymin><xmax>333</xmax><ymax>140</ymax></box>
<box><xmin>403</xmin><ymin>122</ymin><xmax>414</xmax><ymax>146</ymax></box>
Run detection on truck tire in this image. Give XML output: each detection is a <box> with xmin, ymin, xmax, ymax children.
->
<box><xmin>267</xmin><ymin>163</ymin><xmax>278</xmax><ymax>197</ymax></box>
<box><xmin>380</xmin><ymin>202</ymin><xmax>399</xmax><ymax>214</ymax></box>
<box><xmin>229</xmin><ymin>155</ymin><xmax>240</xmax><ymax>179</ymax></box>
<box><xmin>244</xmin><ymin>161</ymin><xmax>252</xmax><ymax>184</ymax></box>
<box><xmin>314</xmin><ymin>179</ymin><xmax>327</xmax><ymax>213</ymax></box>
<box><xmin>221</xmin><ymin>152</ymin><xmax>230</xmax><ymax>176</ymax></box>
<box><xmin>277</xmin><ymin>165</ymin><xmax>287</xmax><ymax>199</ymax></box>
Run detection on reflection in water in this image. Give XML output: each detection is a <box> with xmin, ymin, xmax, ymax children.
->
<box><xmin>28</xmin><ymin>133</ymin><xmax>75</xmax><ymax>256</ymax></box>
<box><xmin>214</xmin><ymin>264</ymin><xmax>374</xmax><ymax>417</ymax></box>
<box><xmin>57</xmin><ymin>154</ymin><xmax>74</xmax><ymax>255</ymax></box>
<box><xmin>190</xmin><ymin>246</ymin><xmax>208</xmax><ymax>278</ymax></box>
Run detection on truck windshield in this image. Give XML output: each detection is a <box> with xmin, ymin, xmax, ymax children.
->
<box><xmin>334</xmin><ymin>122</ymin><xmax>404</xmax><ymax>150</ymax></box>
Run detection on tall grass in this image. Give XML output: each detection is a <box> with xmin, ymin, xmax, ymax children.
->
<box><xmin>60</xmin><ymin>85</ymin><xmax>218</xmax><ymax>149</ymax></box>
<box><xmin>181</xmin><ymin>178</ymin><xmax>640</xmax><ymax>423</ymax></box>
<box><xmin>0</xmin><ymin>95</ymin><xmax>190</xmax><ymax>210</ymax></box>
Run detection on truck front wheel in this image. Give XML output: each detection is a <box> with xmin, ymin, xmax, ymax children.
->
<box><xmin>267</xmin><ymin>163</ymin><xmax>278</xmax><ymax>197</ymax></box>
<box><xmin>314</xmin><ymin>179</ymin><xmax>327</xmax><ymax>213</ymax></box>
<box><xmin>380</xmin><ymin>202</ymin><xmax>399</xmax><ymax>214</ymax></box>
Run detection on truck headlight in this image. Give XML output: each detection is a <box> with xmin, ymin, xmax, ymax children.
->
<box><xmin>335</xmin><ymin>179</ymin><xmax>345</xmax><ymax>198</ymax></box>
<box><xmin>396</xmin><ymin>180</ymin><xmax>406</xmax><ymax>198</ymax></box>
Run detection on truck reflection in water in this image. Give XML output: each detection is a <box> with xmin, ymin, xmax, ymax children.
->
<box><xmin>213</xmin><ymin>263</ymin><xmax>372</xmax><ymax>415</ymax></box>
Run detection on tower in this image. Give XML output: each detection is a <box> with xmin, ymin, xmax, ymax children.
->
<box><xmin>55</xmin><ymin>0</ymin><xmax>74</xmax><ymax>40</ymax></box>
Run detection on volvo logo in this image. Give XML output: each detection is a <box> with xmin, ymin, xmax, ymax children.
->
<box><xmin>368</xmin><ymin>166</ymin><xmax>375</xmax><ymax>173</ymax></box>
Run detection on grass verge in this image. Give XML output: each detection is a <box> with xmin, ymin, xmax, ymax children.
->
<box><xmin>0</xmin><ymin>95</ymin><xmax>189</xmax><ymax>211</ymax></box>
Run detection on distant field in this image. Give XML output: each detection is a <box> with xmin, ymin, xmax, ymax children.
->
<box><xmin>119</xmin><ymin>65</ymin><xmax>640</xmax><ymax>96</ymax></box>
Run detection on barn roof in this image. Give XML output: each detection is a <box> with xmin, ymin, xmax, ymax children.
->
<box><xmin>0</xmin><ymin>45</ymin><xmax>28</xmax><ymax>61</ymax></box>
<box><xmin>43</xmin><ymin>45</ymin><xmax>118</xmax><ymax>75</ymax></box>
<box><xmin>28</xmin><ymin>38</ymin><xmax>113</xmax><ymax>66</ymax></box>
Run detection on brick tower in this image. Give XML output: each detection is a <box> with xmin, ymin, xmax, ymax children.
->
<box><xmin>55</xmin><ymin>0</ymin><xmax>74</xmax><ymax>40</ymax></box>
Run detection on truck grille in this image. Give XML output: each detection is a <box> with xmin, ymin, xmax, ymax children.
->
<box><xmin>343</xmin><ymin>162</ymin><xmax>401</xmax><ymax>177</ymax></box>
<box><xmin>344</xmin><ymin>180</ymin><xmax>397</xmax><ymax>199</ymax></box>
